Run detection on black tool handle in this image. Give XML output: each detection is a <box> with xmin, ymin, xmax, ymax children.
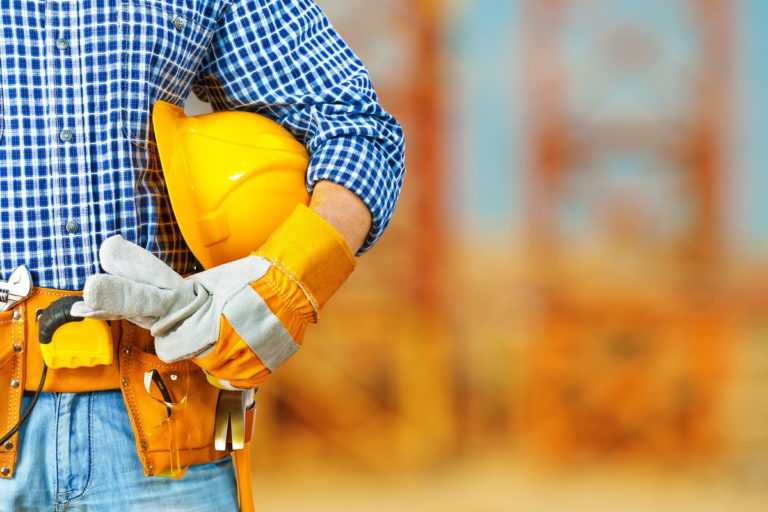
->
<box><xmin>38</xmin><ymin>296</ymin><xmax>85</xmax><ymax>344</ymax></box>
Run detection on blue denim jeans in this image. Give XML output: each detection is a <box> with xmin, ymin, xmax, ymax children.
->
<box><xmin>0</xmin><ymin>390</ymin><xmax>238</xmax><ymax>511</ymax></box>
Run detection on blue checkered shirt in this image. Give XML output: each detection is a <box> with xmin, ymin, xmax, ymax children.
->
<box><xmin>0</xmin><ymin>0</ymin><xmax>405</xmax><ymax>290</ymax></box>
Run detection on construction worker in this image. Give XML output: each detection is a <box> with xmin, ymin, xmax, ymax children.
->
<box><xmin>0</xmin><ymin>1</ymin><xmax>404</xmax><ymax>510</ymax></box>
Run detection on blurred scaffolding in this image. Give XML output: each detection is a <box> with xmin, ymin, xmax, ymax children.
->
<box><xmin>244</xmin><ymin>2</ymin><xmax>768</xmax><ymax>505</ymax></box>
<box><xmin>520</xmin><ymin>0</ymin><xmax>732</xmax><ymax>461</ymax></box>
<box><xmin>252</xmin><ymin>0</ymin><xmax>457</xmax><ymax>471</ymax></box>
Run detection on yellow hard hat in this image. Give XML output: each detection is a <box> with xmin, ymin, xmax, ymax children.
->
<box><xmin>152</xmin><ymin>100</ymin><xmax>310</xmax><ymax>269</ymax></box>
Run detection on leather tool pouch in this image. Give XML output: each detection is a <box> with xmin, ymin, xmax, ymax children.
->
<box><xmin>118</xmin><ymin>323</ymin><xmax>247</xmax><ymax>476</ymax></box>
<box><xmin>0</xmin><ymin>296</ymin><xmax>256</xmax><ymax>479</ymax></box>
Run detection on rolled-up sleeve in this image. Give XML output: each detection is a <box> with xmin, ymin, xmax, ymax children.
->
<box><xmin>192</xmin><ymin>0</ymin><xmax>406</xmax><ymax>252</ymax></box>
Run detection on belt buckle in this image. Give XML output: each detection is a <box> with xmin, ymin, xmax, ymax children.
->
<box><xmin>0</xmin><ymin>266</ymin><xmax>33</xmax><ymax>312</ymax></box>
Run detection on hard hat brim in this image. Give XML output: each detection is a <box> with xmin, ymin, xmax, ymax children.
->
<box><xmin>152</xmin><ymin>100</ymin><xmax>212</xmax><ymax>268</ymax></box>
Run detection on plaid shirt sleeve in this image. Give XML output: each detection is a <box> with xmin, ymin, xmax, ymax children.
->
<box><xmin>191</xmin><ymin>0</ymin><xmax>405</xmax><ymax>252</ymax></box>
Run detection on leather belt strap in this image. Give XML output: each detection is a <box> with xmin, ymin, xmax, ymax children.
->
<box><xmin>233</xmin><ymin>448</ymin><xmax>255</xmax><ymax>512</ymax></box>
<box><xmin>0</xmin><ymin>304</ymin><xmax>25</xmax><ymax>477</ymax></box>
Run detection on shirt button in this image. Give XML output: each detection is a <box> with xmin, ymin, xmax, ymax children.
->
<box><xmin>65</xmin><ymin>220</ymin><xmax>80</xmax><ymax>234</ymax></box>
<box><xmin>56</xmin><ymin>38</ymin><xmax>70</xmax><ymax>51</ymax></box>
<box><xmin>59</xmin><ymin>129</ymin><xmax>73</xmax><ymax>143</ymax></box>
<box><xmin>172</xmin><ymin>16</ymin><xmax>186</xmax><ymax>31</ymax></box>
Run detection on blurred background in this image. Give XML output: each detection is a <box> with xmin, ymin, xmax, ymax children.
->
<box><xmin>191</xmin><ymin>1</ymin><xmax>768</xmax><ymax>510</ymax></box>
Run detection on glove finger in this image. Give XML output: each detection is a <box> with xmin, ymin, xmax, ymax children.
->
<box><xmin>70</xmin><ymin>301</ymin><xmax>126</xmax><ymax>321</ymax></box>
<box><xmin>72</xmin><ymin>301</ymin><xmax>158</xmax><ymax>328</ymax></box>
<box><xmin>153</xmin><ymin>301</ymin><xmax>220</xmax><ymax>362</ymax></box>
<box><xmin>83</xmin><ymin>273</ymin><xmax>177</xmax><ymax>318</ymax></box>
<box><xmin>99</xmin><ymin>235</ymin><xmax>185</xmax><ymax>289</ymax></box>
<box><xmin>150</xmin><ymin>281</ymin><xmax>210</xmax><ymax>338</ymax></box>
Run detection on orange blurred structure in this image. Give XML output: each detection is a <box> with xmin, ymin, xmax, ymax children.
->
<box><xmin>251</xmin><ymin>0</ymin><xmax>455</xmax><ymax>472</ymax></box>
<box><xmin>521</xmin><ymin>0</ymin><xmax>734</xmax><ymax>460</ymax></box>
<box><xmin>223</xmin><ymin>2</ymin><xmax>768</xmax><ymax>509</ymax></box>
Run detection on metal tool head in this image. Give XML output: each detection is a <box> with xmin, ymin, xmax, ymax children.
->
<box><xmin>0</xmin><ymin>265</ymin><xmax>32</xmax><ymax>312</ymax></box>
<box><xmin>214</xmin><ymin>389</ymin><xmax>255</xmax><ymax>452</ymax></box>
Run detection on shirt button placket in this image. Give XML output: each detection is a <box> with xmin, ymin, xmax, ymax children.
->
<box><xmin>56</xmin><ymin>26</ymin><xmax>77</xmax><ymax>245</ymax></box>
<box><xmin>59</xmin><ymin>128</ymin><xmax>73</xmax><ymax>143</ymax></box>
<box><xmin>49</xmin><ymin>2</ymin><xmax>91</xmax><ymax>281</ymax></box>
<box><xmin>172</xmin><ymin>16</ymin><xmax>187</xmax><ymax>31</ymax></box>
<box><xmin>65</xmin><ymin>220</ymin><xmax>80</xmax><ymax>234</ymax></box>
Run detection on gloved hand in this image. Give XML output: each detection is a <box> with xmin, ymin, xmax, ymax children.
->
<box><xmin>72</xmin><ymin>205</ymin><xmax>356</xmax><ymax>389</ymax></box>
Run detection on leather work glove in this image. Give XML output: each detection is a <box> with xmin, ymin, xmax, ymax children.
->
<box><xmin>72</xmin><ymin>205</ymin><xmax>356</xmax><ymax>389</ymax></box>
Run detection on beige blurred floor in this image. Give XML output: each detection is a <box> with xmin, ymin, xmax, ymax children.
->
<box><xmin>251</xmin><ymin>456</ymin><xmax>768</xmax><ymax>512</ymax></box>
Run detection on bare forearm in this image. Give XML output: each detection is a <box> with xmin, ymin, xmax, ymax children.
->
<box><xmin>310</xmin><ymin>181</ymin><xmax>372</xmax><ymax>254</ymax></box>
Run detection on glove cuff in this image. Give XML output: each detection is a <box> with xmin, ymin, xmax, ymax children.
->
<box><xmin>193</xmin><ymin>316</ymin><xmax>272</xmax><ymax>389</ymax></box>
<box><xmin>250</xmin><ymin>266</ymin><xmax>314</xmax><ymax>341</ymax></box>
<box><xmin>255</xmin><ymin>204</ymin><xmax>356</xmax><ymax>311</ymax></box>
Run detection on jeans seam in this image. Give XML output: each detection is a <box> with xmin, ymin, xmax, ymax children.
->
<box><xmin>66</xmin><ymin>393</ymin><xmax>94</xmax><ymax>502</ymax></box>
<box><xmin>54</xmin><ymin>393</ymin><xmax>61</xmax><ymax>501</ymax></box>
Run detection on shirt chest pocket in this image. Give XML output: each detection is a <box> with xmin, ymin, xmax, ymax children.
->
<box><xmin>119</xmin><ymin>0</ymin><xmax>217</xmax><ymax>145</ymax></box>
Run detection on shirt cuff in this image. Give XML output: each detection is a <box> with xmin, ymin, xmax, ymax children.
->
<box><xmin>306</xmin><ymin>135</ymin><xmax>404</xmax><ymax>253</ymax></box>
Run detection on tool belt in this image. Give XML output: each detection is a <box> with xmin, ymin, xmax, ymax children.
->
<box><xmin>0</xmin><ymin>287</ymin><xmax>255</xmax><ymax>486</ymax></box>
